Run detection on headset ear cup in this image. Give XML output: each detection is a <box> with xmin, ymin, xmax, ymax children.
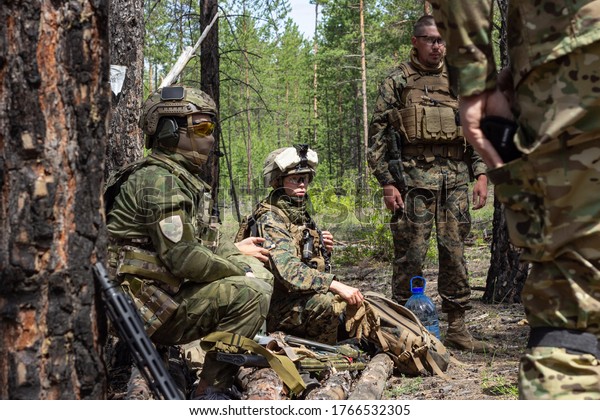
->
<box><xmin>156</xmin><ymin>118</ymin><xmax>179</xmax><ymax>148</ymax></box>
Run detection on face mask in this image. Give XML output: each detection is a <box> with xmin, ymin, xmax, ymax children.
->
<box><xmin>173</xmin><ymin>127</ymin><xmax>215</xmax><ymax>166</ymax></box>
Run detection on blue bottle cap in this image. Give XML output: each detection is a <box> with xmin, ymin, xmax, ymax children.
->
<box><xmin>409</xmin><ymin>276</ymin><xmax>427</xmax><ymax>293</ymax></box>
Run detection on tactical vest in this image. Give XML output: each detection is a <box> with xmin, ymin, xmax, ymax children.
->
<box><xmin>104</xmin><ymin>153</ymin><xmax>219</xmax><ymax>335</ymax></box>
<box><xmin>236</xmin><ymin>201</ymin><xmax>328</xmax><ymax>272</ymax></box>
<box><xmin>389</xmin><ymin>62</ymin><xmax>462</xmax><ymax>145</ymax></box>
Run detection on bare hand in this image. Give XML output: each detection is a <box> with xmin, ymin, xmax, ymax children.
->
<box><xmin>329</xmin><ymin>280</ymin><xmax>364</xmax><ymax>306</ymax></box>
<box><xmin>460</xmin><ymin>90</ymin><xmax>513</xmax><ymax>169</ymax></box>
<box><xmin>472</xmin><ymin>174</ymin><xmax>488</xmax><ymax>210</ymax></box>
<box><xmin>321</xmin><ymin>230</ymin><xmax>334</xmax><ymax>252</ymax></box>
<box><xmin>235</xmin><ymin>236</ymin><xmax>270</xmax><ymax>263</ymax></box>
<box><xmin>382</xmin><ymin>184</ymin><xmax>404</xmax><ymax>213</ymax></box>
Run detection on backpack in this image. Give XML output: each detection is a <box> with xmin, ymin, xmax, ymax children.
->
<box><xmin>345</xmin><ymin>291</ymin><xmax>451</xmax><ymax>378</ymax></box>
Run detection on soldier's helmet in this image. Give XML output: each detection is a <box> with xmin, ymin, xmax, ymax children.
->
<box><xmin>263</xmin><ymin>144</ymin><xmax>318</xmax><ymax>188</ymax></box>
<box><xmin>140</xmin><ymin>85</ymin><xmax>217</xmax><ymax>149</ymax></box>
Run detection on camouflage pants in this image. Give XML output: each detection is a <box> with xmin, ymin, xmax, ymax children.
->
<box><xmin>390</xmin><ymin>184</ymin><xmax>472</xmax><ymax>313</ymax></box>
<box><xmin>152</xmin><ymin>275</ymin><xmax>272</xmax><ymax>389</ymax></box>
<box><xmin>267</xmin><ymin>289</ymin><xmax>346</xmax><ymax>345</ymax></box>
<box><xmin>488</xmin><ymin>41</ymin><xmax>600</xmax><ymax>399</ymax></box>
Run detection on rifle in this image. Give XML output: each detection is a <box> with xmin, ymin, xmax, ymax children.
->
<box><xmin>217</xmin><ymin>333</ymin><xmax>367</xmax><ymax>375</ymax></box>
<box><xmin>93</xmin><ymin>262</ymin><xmax>183</xmax><ymax>400</ymax></box>
<box><xmin>388</xmin><ymin>129</ymin><xmax>407</xmax><ymax>194</ymax></box>
<box><xmin>216</xmin><ymin>352</ymin><xmax>367</xmax><ymax>374</ymax></box>
<box><xmin>317</xmin><ymin>229</ymin><xmax>332</xmax><ymax>273</ymax></box>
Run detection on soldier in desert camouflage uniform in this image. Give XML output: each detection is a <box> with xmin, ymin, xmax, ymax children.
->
<box><xmin>430</xmin><ymin>0</ymin><xmax>600</xmax><ymax>399</ymax></box>
<box><xmin>367</xmin><ymin>15</ymin><xmax>491</xmax><ymax>352</ymax></box>
<box><xmin>105</xmin><ymin>85</ymin><xmax>273</xmax><ymax>399</ymax></box>
<box><xmin>242</xmin><ymin>145</ymin><xmax>364</xmax><ymax>344</ymax></box>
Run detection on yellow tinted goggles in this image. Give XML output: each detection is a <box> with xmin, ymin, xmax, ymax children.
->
<box><xmin>189</xmin><ymin>121</ymin><xmax>215</xmax><ymax>137</ymax></box>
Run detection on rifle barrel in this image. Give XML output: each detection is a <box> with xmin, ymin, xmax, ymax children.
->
<box><xmin>94</xmin><ymin>262</ymin><xmax>183</xmax><ymax>400</ymax></box>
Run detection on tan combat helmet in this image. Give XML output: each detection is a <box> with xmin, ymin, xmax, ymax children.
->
<box><xmin>139</xmin><ymin>85</ymin><xmax>217</xmax><ymax>149</ymax></box>
<box><xmin>263</xmin><ymin>144</ymin><xmax>318</xmax><ymax>188</ymax></box>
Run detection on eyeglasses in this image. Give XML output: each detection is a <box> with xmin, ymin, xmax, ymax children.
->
<box><xmin>285</xmin><ymin>176</ymin><xmax>310</xmax><ymax>185</ymax></box>
<box><xmin>189</xmin><ymin>121</ymin><xmax>215</xmax><ymax>137</ymax></box>
<box><xmin>416</xmin><ymin>36</ymin><xmax>445</xmax><ymax>46</ymax></box>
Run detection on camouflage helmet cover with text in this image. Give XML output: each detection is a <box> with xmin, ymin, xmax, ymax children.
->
<box><xmin>140</xmin><ymin>85</ymin><xmax>217</xmax><ymax>148</ymax></box>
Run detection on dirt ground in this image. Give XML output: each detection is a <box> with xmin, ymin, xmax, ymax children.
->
<box><xmin>335</xmin><ymin>240</ymin><xmax>528</xmax><ymax>400</ymax></box>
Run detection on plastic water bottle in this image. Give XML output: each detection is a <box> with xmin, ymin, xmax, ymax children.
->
<box><xmin>404</xmin><ymin>276</ymin><xmax>441</xmax><ymax>340</ymax></box>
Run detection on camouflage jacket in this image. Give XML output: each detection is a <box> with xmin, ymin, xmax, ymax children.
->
<box><xmin>106</xmin><ymin>150</ymin><xmax>249</xmax><ymax>284</ymax></box>
<box><xmin>431</xmin><ymin>0</ymin><xmax>600</xmax><ymax>97</ymax></box>
<box><xmin>255</xmin><ymin>190</ymin><xmax>335</xmax><ymax>294</ymax></box>
<box><xmin>367</xmin><ymin>56</ymin><xmax>487</xmax><ymax>190</ymax></box>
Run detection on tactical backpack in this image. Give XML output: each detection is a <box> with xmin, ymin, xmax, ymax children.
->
<box><xmin>345</xmin><ymin>291</ymin><xmax>451</xmax><ymax>378</ymax></box>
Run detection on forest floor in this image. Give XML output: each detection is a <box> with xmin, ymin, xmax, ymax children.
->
<box><xmin>335</xmin><ymin>240</ymin><xmax>527</xmax><ymax>401</ymax></box>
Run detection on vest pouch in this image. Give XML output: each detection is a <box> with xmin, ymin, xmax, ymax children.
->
<box><xmin>399</xmin><ymin>105</ymin><xmax>421</xmax><ymax>143</ymax></box>
<box><xmin>116</xmin><ymin>245</ymin><xmax>182</xmax><ymax>294</ymax></box>
<box><xmin>121</xmin><ymin>276</ymin><xmax>179</xmax><ymax>337</ymax></box>
<box><xmin>199</xmin><ymin>223</ymin><xmax>219</xmax><ymax>250</ymax></box>
<box><xmin>422</xmin><ymin>106</ymin><xmax>459</xmax><ymax>142</ymax></box>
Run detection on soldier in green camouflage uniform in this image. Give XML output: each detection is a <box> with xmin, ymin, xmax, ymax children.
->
<box><xmin>431</xmin><ymin>0</ymin><xmax>600</xmax><ymax>399</ymax></box>
<box><xmin>246</xmin><ymin>145</ymin><xmax>364</xmax><ymax>345</ymax></box>
<box><xmin>367</xmin><ymin>15</ymin><xmax>491</xmax><ymax>352</ymax></box>
<box><xmin>105</xmin><ymin>85</ymin><xmax>273</xmax><ymax>399</ymax></box>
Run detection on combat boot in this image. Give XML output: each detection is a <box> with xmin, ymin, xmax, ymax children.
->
<box><xmin>444</xmin><ymin>310</ymin><xmax>494</xmax><ymax>353</ymax></box>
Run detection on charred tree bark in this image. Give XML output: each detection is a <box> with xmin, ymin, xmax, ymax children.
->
<box><xmin>107</xmin><ymin>0</ymin><xmax>144</xmax><ymax>176</ymax></box>
<box><xmin>483</xmin><ymin>199</ymin><xmax>528</xmax><ymax>303</ymax></box>
<box><xmin>0</xmin><ymin>0</ymin><xmax>110</xmax><ymax>399</ymax></box>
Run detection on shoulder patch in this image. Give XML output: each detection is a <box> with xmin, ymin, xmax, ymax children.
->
<box><xmin>159</xmin><ymin>215</ymin><xmax>184</xmax><ymax>243</ymax></box>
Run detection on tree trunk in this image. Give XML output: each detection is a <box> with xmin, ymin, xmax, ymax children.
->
<box><xmin>107</xmin><ymin>0</ymin><xmax>144</xmax><ymax>177</ymax></box>
<box><xmin>201</xmin><ymin>0</ymin><xmax>221</xmax><ymax>201</ymax></box>
<box><xmin>359</xmin><ymin>0</ymin><xmax>370</xmax><ymax>188</ymax></box>
<box><xmin>484</xmin><ymin>0</ymin><xmax>527</xmax><ymax>303</ymax></box>
<box><xmin>312</xmin><ymin>2</ymin><xmax>319</xmax><ymax>144</ymax></box>
<box><xmin>483</xmin><ymin>198</ymin><xmax>528</xmax><ymax>303</ymax></box>
<box><xmin>0</xmin><ymin>0</ymin><xmax>110</xmax><ymax>399</ymax></box>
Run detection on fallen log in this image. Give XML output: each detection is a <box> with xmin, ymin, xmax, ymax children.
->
<box><xmin>347</xmin><ymin>353</ymin><xmax>394</xmax><ymax>400</ymax></box>
<box><xmin>305</xmin><ymin>371</ymin><xmax>352</xmax><ymax>400</ymax></box>
<box><xmin>237</xmin><ymin>367</ymin><xmax>288</xmax><ymax>400</ymax></box>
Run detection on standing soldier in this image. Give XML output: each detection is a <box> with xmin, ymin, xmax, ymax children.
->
<box><xmin>105</xmin><ymin>85</ymin><xmax>273</xmax><ymax>399</ymax></box>
<box><xmin>431</xmin><ymin>0</ymin><xmax>600</xmax><ymax>399</ymax></box>
<box><xmin>238</xmin><ymin>145</ymin><xmax>364</xmax><ymax>345</ymax></box>
<box><xmin>367</xmin><ymin>15</ymin><xmax>491</xmax><ymax>352</ymax></box>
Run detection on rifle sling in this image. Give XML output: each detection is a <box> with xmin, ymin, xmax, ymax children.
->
<box><xmin>201</xmin><ymin>331</ymin><xmax>306</xmax><ymax>395</ymax></box>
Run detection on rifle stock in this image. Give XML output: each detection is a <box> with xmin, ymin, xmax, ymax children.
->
<box><xmin>93</xmin><ymin>262</ymin><xmax>183</xmax><ymax>400</ymax></box>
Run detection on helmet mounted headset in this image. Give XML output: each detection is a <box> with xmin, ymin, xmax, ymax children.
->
<box><xmin>140</xmin><ymin>85</ymin><xmax>217</xmax><ymax>149</ymax></box>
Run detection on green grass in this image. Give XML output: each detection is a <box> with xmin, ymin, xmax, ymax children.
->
<box><xmin>481</xmin><ymin>370</ymin><xmax>519</xmax><ymax>398</ymax></box>
<box><xmin>384</xmin><ymin>377</ymin><xmax>424</xmax><ymax>398</ymax></box>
